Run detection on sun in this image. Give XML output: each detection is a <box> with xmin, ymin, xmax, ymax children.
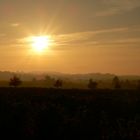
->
<box><xmin>30</xmin><ymin>36</ymin><xmax>51</xmax><ymax>53</ymax></box>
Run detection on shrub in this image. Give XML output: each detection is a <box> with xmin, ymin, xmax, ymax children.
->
<box><xmin>9</xmin><ymin>75</ymin><xmax>22</xmax><ymax>87</ymax></box>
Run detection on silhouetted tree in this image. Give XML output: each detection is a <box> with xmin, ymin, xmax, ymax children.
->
<box><xmin>112</xmin><ymin>76</ymin><xmax>121</xmax><ymax>89</ymax></box>
<box><xmin>54</xmin><ymin>79</ymin><xmax>63</xmax><ymax>88</ymax></box>
<box><xmin>9</xmin><ymin>75</ymin><xmax>22</xmax><ymax>87</ymax></box>
<box><xmin>137</xmin><ymin>80</ymin><xmax>140</xmax><ymax>90</ymax></box>
<box><xmin>32</xmin><ymin>77</ymin><xmax>37</xmax><ymax>82</ymax></box>
<box><xmin>44</xmin><ymin>75</ymin><xmax>51</xmax><ymax>81</ymax></box>
<box><xmin>88</xmin><ymin>79</ymin><xmax>98</xmax><ymax>89</ymax></box>
<box><xmin>44</xmin><ymin>75</ymin><xmax>55</xmax><ymax>88</ymax></box>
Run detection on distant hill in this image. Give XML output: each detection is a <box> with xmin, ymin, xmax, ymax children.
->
<box><xmin>0</xmin><ymin>71</ymin><xmax>139</xmax><ymax>81</ymax></box>
<box><xmin>0</xmin><ymin>71</ymin><xmax>34</xmax><ymax>81</ymax></box>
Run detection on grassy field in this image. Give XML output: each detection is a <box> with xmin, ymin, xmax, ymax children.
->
<box><xmin>0</xmin><ymin>88</ymin><xmax>140</xmax><ymax>139</ymax></box>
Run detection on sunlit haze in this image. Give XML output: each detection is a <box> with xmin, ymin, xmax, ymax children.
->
<box><xmin>0</xmin><ymin>0</ymin><xmax>140</xmax><ymax>75</ymax></box>
<box><xmin>26</xmin><ymin>36</ymin><xmax>52</xmax><ymax>53</ymax></box>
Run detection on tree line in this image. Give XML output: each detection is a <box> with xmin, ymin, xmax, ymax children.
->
<box><xmin>9</xmin><ymin>75</ymin><xmax>140</xmax><ymax>89</ymax></box>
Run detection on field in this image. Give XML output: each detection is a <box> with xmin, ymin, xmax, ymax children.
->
<box><xmin>0</xmin><ymin>88</ymin><xmax>140</xmax><ymax>139</ymax></box>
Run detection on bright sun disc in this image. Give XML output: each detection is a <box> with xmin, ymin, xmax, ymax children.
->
<box><xmin>31</xmin><ymin>36</ymin><xmax>51</xmax><ymax>53</ymax></box>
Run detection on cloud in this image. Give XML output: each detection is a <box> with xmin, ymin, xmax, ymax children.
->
<box><xmin>96</xmin><ymin>0</ymin><xmax>140</xmax><ymax>17</ymax></box>
<box><xmin>95</xmin><ymin>8</ymin><xmax>120</xmax><ymax>17</ymax></box>
<box><xmin>109</xmin><ymin>0</ymin><xmax>140</xmax><ymax>10</ymax></box>
<box><xmin>0</xmin><ymin>33</ymin><xmax>6</xmax><ymax>37</ymax></box>
<box><xmin>102</xmin><ymin>38</ymin><xmax>140</xmax><ymax>45</ymax></box>
<box><xmin>13</xmin><ymin>26</ymin><xmax>140</xmax><ymax>50</ymax></box>
<box><xmin>10</xmin><ymin>23</ymin><xmax>20</xmax><ymax>27</ymax></box>
<box><xmin>53</xmin><ymin>27</ymin><xmax>128</xmax><ymax>46</ymax></box>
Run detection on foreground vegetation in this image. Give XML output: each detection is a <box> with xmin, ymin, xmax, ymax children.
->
<box><xmin>0</xmin><ymin>88</ymin><xmax>140</xmax><ymax>139</ymax></box>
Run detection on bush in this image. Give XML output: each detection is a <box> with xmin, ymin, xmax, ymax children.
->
<box><xmin>9</xmin><ymin>75</ymin><xmax>22</xmax><ymax>87</ymax></box>
<box><xmin>88</xmin><ymin>79</ymin><xmax>98</xmax><ymax>89</ymax></box>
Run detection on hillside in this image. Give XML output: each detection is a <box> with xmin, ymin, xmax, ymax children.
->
<box><xmin>0</xmin><ymin>88</ymin><xmax>140</xmax><ymax>139</ymax></box>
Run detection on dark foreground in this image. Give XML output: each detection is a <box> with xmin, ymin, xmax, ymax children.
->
<box><xmin>0</xmin><ymin>88</ymin><xmax>140</xmax><ymax>139</ymax></box>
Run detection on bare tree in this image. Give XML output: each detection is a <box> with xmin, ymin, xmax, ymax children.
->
<box><xmin>112</xmin><ymin>76</ymin><xmax>121</xmax><ymax>89</ymax></box>
<box><xmin>88</xmin><ymin>79</ymin><xmax>98</xmax><ymax>89</ymax></box>
<box><xmin>54</xmin><ymin>79</ymin><xmax>63</xmax><ymax>88</ymax></box>
<box><xmin>137</xmin><ymin>80</ymin><xmax>140</xmax><ymax>90</ymax></box>
<box><xmin>9</xmin><ymin>75</ymin><xmax>22</xmax><ymax>87</ymax></box>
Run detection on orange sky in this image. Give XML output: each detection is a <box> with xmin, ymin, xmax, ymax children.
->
<box><xmin>0</xmin><ymin>0</ymin><xmax>140</xmax><ymax>75</ymax></box>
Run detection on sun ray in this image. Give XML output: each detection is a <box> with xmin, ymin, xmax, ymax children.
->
<box><xmin>25</xmin><ymin>35</ymin><xmax>53</xmax><ymax>54</ymax></box>
<box><xmin>32</xmin><ymin>36</ymin><xmax>49</xmax><ymax>52</ymax></box>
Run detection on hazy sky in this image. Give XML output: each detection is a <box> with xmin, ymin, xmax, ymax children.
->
<box><xmin>0</xmin><ymin>0</ymin><xmax>140</xmax><ymax>74</ymax></box>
